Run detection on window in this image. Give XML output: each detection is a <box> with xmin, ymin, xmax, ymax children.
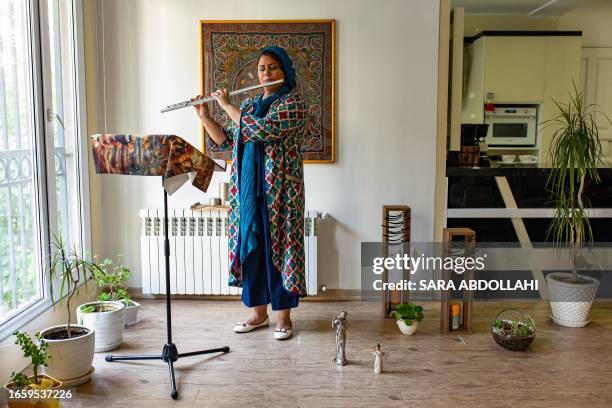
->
<box><xmin>0</xmin><ymin>0</ymin><xmax>89</xmax><ymax>341</ymax></box>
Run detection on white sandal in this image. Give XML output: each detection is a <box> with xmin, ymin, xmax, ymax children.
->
<box><xmin>233</xmin><ymin>315</ymin><xmax>269</xmax><ymax>333</ymax></box>
<box><xmin>274</xmin><ymin>326</ymin><xmax>293</xmax><ymax>340</ymax></box>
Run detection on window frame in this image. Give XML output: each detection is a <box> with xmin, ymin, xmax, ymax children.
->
<box><xmin>0</xmin><ymin>0</ymin><xmax>91</xmax><ymax>342</ymax></box>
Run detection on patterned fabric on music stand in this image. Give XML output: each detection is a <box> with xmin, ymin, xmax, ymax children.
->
<box><xmin>91</xmin><ymin>134</ymin><xmax>217</xmax><ymax>194</ymax></box>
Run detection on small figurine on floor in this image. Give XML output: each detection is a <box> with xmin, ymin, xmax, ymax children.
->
<box><xmin>332</xmin><ymin>311</ymin><xmax>348</xmax><ymax>366</ymax></box>
<box><xmin>371</xmin><ymin>343</ymin><xmax>384</xmax><ymax>374</ymax></box>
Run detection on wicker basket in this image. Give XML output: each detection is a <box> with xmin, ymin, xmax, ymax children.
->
<box><xmin>491</xmin><ymin>309</ymin><xmax>536</xmax><ymax>351</ymax></box>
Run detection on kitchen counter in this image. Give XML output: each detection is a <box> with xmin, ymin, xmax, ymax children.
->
<box><xmin>446</xmin><ymin>163</ymin><xmax>612</xmax><ymax>177</ymax></box>
<box><xmin>445</xmin><ymin>163</ymin><xmax>612</xmax><ymax>242</ymax></box>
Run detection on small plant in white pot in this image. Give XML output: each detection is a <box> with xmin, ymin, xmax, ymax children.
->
<box><xmin>40</xmin><ymin>234</ymin><xmax>98</xmax><ymax>386</ymax></box>
<box><xmin>75</xmin><ymin>254</ymin><xmax>130</xmax><ymax>353</ymax></box>
<box><xmin>545</xmin><ymin>83</ymin><xmax>609</xmax><ymax>327</ymax></box>
<box><xmin>4</xmin><ymin>331</ymin><xmax>64</xmax><ymax>408</ymax></box>
<box><xmin>93</xmin><ymin>256</ymin><xmax>141</xmax><ymax>327</ymax></box>
<box><xmin>390</xmin><ymin>303</ymin><xmax>424</xmax><ymax>335</ymax></box>
<box><xmin>76</xmin><ymin>300</ymin><xmax>126</xmax><ymax>352</ymax></box>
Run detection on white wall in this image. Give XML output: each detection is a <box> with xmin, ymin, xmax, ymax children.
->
<box><xmin>88</xmin><ymin>0</ymin><xmax>440</xmax><ymax>291</ymax></box>
<box><xmin>557</xmin><ymin>0</ymin><xmax>612</xmax><ymax>47</ymax></box>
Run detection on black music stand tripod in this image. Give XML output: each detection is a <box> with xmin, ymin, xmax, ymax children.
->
<box><xmin>105</xmin><ymin>187</ymin><xmax>230</xmax><ymax>400</ymax></box>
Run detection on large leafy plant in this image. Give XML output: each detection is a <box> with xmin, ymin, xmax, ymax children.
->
<box><xmin>546</xmin><ymin>82</ymin><xmax>608</xmax><ymax>281</ymax></box>
<box><xmin>48</xmin><ymin>234</ymin><xmax>101</xmax><ymax>337</ymax></box>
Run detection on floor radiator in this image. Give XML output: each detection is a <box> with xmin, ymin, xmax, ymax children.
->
<box><xmin>139</xmin><ymin>209</ymin><xmax>321</xmax><ymax>296</ymax></box>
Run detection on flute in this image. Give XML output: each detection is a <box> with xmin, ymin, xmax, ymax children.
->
<box><xmin>160</xmin><ymin>79</ymin><xmax>285</xmax><ymax>113</ymax></box>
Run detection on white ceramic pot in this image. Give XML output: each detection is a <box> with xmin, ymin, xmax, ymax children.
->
<box><xmin>40</xmin><ymin>324</ymin><xmax>95</xmax><ymax>386</ymax></box>
<box><xmin>77</xmin><ymin>301</ymin><xmax>126</xmax><ymax>352</ymax></box>
<box><xmin>396</xmin><ymin>320</ymin><xmax>419</xmax><ymax>335</ymax></box>
<box><xmin>547</xmin><ymin>272</ymin><xmax>599</xmax><ymax>327</ymax></box>
<box><xmin>123</xmin><ymin>300</ymin><xmax>141</xmax><ymax>327</ymax></box>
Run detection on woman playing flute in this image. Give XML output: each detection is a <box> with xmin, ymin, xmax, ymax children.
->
<box><xmin>193</xmin><ymin>46</ymin><xmax>307</xmax><ymax>340</ymax></box>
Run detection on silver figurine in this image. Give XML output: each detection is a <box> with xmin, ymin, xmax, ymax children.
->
<box><xmin>332</xmin><ymin>311</ymin><xmax>348</xmax><ymax>366</ymax></box>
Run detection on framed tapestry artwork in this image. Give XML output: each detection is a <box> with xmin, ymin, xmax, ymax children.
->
<box><xmin>200</xmin><ymin>20</ymin><xmax>335</xmax><ymax>163</ymax></box>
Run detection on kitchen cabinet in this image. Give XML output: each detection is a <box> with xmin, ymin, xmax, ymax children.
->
<box><xmin>483</xmin><ymin>36</ymin><xmax>547</xmax><ymax>103</ymax></box>
<box><xmin>460</xmin><ymin>32</ymin><xmax>582</xmax><ymax>160</ymax></box>
<box><xmin>462</xmin><ymin>33</ymin><xmax>581</xmax><ymax>110</ymax></box>
<box><xmin>580</xmin><ymin>47</ymin><xmax>612</xmax><ymax>165</ymax></box>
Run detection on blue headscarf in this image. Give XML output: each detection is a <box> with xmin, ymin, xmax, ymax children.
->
<box><xmin>250</xmin><ymin>46</ymin><xmax>297</xmax><ymax>119</ymax></box>
<box><xmin>239</xmin><ymin>46</ymin><xmax>297</xmax><ymax>264</ymax></box>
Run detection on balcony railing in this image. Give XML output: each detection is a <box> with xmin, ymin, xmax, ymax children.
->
<box><xmin>0</xmin><ymin>147</ymin><xmax>67</xmax><ymax>320</ymax></box>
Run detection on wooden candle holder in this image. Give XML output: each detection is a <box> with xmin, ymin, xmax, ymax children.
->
<box><xmin>440</xmin><ymin>227</ymin><xmax>475</xmax><ymax>334</ymax></box>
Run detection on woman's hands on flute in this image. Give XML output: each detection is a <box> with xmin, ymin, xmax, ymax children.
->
<box><xmin>212</xmin><ymin>88</ymin><xmax>241</xmax><ymax>126</ymax></box>
<box><xmin>191</xmin><ymin>95</ymin><xmax>211</xmax><ymax>122</ymax></box>
<box><xmin>211</xmin><ymin>89</ymin><xmax>231</xmax><ymax>110</ymax></box>
<box><xmin>192</xmin><ymin>95</ymin><xmax>228</xmax><ymax>147</ymax></box>
<box><xmin>192</xmin><ymin>88</ymin><xmax>240</xmax><ymax>126</ymax></box>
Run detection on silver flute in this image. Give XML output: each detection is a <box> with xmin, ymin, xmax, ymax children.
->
<box><xmin>161</xmin><ymin>79</ymin><xmax>285</xmax><ymax>113</ymax></box>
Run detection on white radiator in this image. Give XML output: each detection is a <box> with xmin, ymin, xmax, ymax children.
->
<box><xmin>139</xmin><ymin>209</ymin><xmax>321</xmax><ymax>296</ymax></box>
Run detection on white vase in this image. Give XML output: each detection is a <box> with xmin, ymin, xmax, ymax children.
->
<box><xmin>123</xmin><ymin>300</ymin><xmax>141</xmax><ymax>327</ymax></box>
<box><xmin>40</xmin><ymin>324</ymin><xmax>95</xmax><ymax>386</ymax></box>
<box><xmin>547</xmin><ymin>272</ymin><xmax>599</xmax><ymax>327</ymax></box>
<box><xmin>77</xmin><ymin>301</ymin><xmax>126</xmax><ymax>352</ymax></box>
<box><xmin>396</xmin><ymin>320</ymin><xmax>419</xmax><ymax>335</ymax></box>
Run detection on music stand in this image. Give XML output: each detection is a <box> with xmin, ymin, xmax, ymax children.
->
<box><xmin>91</xmin><ymin>134</ymin><xmax>229</xmax><ymax>399</ymax></box>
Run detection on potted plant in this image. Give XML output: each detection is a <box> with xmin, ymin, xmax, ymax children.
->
<box><xmin>545</xmin><ymin>83</ymin><xmax>608</xmax><ymax>327</ymax></box>
<box><xmin>390</xmin><ymin>303</ymin><xmax>424</xmax><ymax>335</ymax></box>
<box><xmin>39</xmin><ymin>234</ymin><xmax>98</xmax><ymax>386</ymax></box>
<box><xmin>75</xmin><ymin>256</ymin><xmax>135</xmax><ymax>351</ymax></box>
<box><xmin>75</xmin><ymin>256</ymin><xmax>127</xmax><ymax>353</ymax></box>
<box><xmin>4</xmin><ymin>331</ymin><xmax>64</xmax><ymax>408</ymax></box>
<box><xmin>92</xmin><ymin>256</ymin><xmax>141</xmax><ymax>326</ymax></box>
<box><xmin>491</xmin><ymin>310</ymin><xmax>536</xmax><ymax>351</ymax></box>
<box><xmin>76</xmin><ymin>299</ymin><xmax>126</xmax><ymax>352</ymax></box>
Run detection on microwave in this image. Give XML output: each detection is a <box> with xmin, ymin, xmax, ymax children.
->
<box><xmin>484</xmin><ymin>106</ymin><xmax>538</xmax><ymax>146</ymax></box>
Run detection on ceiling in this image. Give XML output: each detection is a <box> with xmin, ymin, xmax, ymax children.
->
<box><xmin>451</xmin><ymin>0</ymin><xmax>593</xmax><ymax>16</ymax></box>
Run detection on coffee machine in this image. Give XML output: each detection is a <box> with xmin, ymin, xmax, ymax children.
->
<box><xmin>460</xmin><ymin>124</ymin><xmax>489</xmax><ymax>167</ymax></box>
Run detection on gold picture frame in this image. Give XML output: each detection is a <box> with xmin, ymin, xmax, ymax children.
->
<box><xmin>200</xmin><ymin>19</ymin><xmax>335</xmax><ymax>163</ymax></box>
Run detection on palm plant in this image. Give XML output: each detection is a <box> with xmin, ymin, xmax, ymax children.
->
<box><xmin>48</xmin><ymin>233</ymin><xmax>101</xmax><ymax>337</ymax></box>
<box><xmin>546</xmin><ymin>82</ymin><xmax>608</xmax><ymax>282</ymax></box>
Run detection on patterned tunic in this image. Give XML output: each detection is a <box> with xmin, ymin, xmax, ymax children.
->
<box><xmin>206</xmin><ymin>91</ymin><xmax>307</xmax><ymax>296</ymax></box>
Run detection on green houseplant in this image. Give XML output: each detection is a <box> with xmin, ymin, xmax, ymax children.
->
<box><xmin>92</xmin><ymin>257</ymin><xmax>132</xmax><ymax>303</ymax></box>
<box><xmin>3</xmin><ymin>331</ymin><xmax>63</xmax><ymax>408</ymax></box>
<box><xmin>89</xmin><ymin>256</ymin><xmax>141</xmax><ymax>326</ymax></box>
<box><xmin>545</xmin><ymin>82</ymin><xmax>608</xmax><ymax>327</ymax></box>
<box><xmin>390</xmin><ymin>303</ymin><xmax>424</xmax><ymax>335</ymax></box>
<box><xmin>38</xmin><ymin>234</ymin><xmax>101</xmax><ymax>385</ymax></box>
<box><xmin>76</xmin><ymin>255</ymin><xmax>129</xmax><ymax>352</ymax></box>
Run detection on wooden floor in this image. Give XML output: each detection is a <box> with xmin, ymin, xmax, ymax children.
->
<box><xmin>16</xmin><ymin>300</ymin><xmax>612</xmax><ymax>407</ymax></box>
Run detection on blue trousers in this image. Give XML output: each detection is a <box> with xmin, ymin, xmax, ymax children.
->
<box><xmin>239</xmin><ymin>144</ymin><xmax>298</xmax><ymax>311</ymax></box>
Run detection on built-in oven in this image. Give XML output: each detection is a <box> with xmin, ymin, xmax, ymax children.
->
<box><xmin>484</xmin><ymin>106</ymin><xmax>538</xmax><ymax>146</ymax></box>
